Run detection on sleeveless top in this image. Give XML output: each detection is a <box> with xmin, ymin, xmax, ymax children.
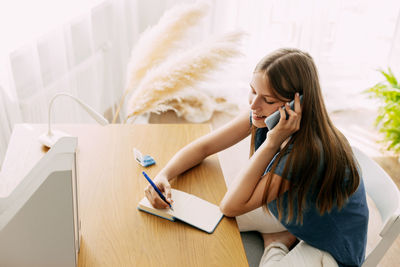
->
<box><xmin>252</xmin><ymin>119</ymin><xmax>369</xmax><ymax>267</ymax></box>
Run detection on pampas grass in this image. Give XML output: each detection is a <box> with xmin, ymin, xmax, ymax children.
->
<box><xmin>157</xmin><ymin>89</ymin><xmax>239</xmax><ymax>123</ymax></box>
<box><xmin>125</xmin><ymin>31</ymin><xmax>244</xmax><ymax>122</ymax></box>
<box><xmin>112</xmin><ymin>2</ymin><xmax>209</xmax><ymax>123</ymax></box>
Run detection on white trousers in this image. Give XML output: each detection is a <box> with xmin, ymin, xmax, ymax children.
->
<box><xmin>236</xmin><ymin>207</ymin><xmax>286</xmax><ymax>233</ymax></box>
<box><xmin>260</xmin><ymin>241</ymin><xmax>338</xmax><ymax>267</ymax></box>
<box><xmin>236</xmin><ymin>208</ymin><xmax>338</xmax><ymax>267</ymax></box>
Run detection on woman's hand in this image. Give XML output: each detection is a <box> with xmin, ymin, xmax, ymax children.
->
<box><xmin>144</xmin><ymin>174</ymin><xmax>173</xmax><ymax>209</ymax></box>
<box><xmin>266</xmin><ymin>93</ymin><xmax>302</xmax><ymax>147</ymax></box>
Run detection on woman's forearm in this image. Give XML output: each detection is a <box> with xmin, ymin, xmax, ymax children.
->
<box><xmin>157</xmin><ymin>140</ymin><xmax>208</xmax><ymax>181</ymax></box>
<box><xmin>157</xmin><ymin>111</ymin><xmax>251</xmax><ymax>182</ymax></box>
<box><xmin>220</xmin><ymin>139</ymin><xmax>280</xmax><ymax>210</ymax></box>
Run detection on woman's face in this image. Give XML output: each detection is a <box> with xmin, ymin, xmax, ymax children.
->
<box><xmin>248</xmin><ymin>72</ymin><xmax>289</xmax><ymax>128</ymax></box>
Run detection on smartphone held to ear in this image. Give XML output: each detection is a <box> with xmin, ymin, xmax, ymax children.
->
<box><xmin>264</xmin><ymin>95</ymin><xmax>303</xmax><ymax>130</ymax></box>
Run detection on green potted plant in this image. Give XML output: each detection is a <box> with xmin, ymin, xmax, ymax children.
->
<box><xmin>365</xmin><ymin>68</ymin><xmax>400</xmax><ymax>157</ymax></box>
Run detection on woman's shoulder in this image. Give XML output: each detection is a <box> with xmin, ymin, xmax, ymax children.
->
<box><xmin>231</xmin><ymin>108</ymin><xmax>253</xmax><ymax>131</ymax></box>
<box><xmin>200</xmin><ymin>108</ymin><xmax>252</xmax><ymax>156</ymax></box>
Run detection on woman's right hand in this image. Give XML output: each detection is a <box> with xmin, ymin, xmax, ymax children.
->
<box><xmin>144</xmin><ymin>174</ymin><xmax>173</xmax><ymax>209</ymax></box>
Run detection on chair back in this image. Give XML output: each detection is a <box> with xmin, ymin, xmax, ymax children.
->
<box><xmin>352</xmin><ymin>147</ymin><xmax>400</xmax><ymax>267</ymax></box>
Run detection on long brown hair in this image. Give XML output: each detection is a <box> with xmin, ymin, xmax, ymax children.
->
<box><xmin>254</xmin><ymin>48</ymin><xmax>360</xmax><ymax>224</ymax></box>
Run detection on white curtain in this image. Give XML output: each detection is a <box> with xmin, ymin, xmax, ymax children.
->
<box><xmin>0</xmin><ymin>0</ymin><xmax>141</xmax><ymax>167</ymax></box>
<box><xmin>209</xmin><ymin>0</ymin><xmax>400</xmax><ymax>111</ymax></box>
<box><xmin>1</xmin><ymin>0</ymin><xmax>400</xmax><ymax>167</ymax></box>
<box><xmin>133</xmin><ymin>0</ymin><xmax>400</xmax><ymax>111</ymax></box>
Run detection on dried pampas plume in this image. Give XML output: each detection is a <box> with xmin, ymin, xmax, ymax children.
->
<box><xmin>112</xmin><ymin>2</ymin><xmax>209</xmax><ymax>123</ymax></box>
<box><xmin>157</xmin><ymin>90</ymin><xmax>239</xmax><ymax>123</ymax></box>
<box><xmin>125</xmin><ymin>31</ymin><xmax>245</xmax><ymax>122</ymax></box>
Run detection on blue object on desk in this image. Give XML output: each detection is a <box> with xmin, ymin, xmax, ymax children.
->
<box><xmin>134</xmin><ymin>148</ymin><xmax>156</xmax><ymax>167</ymax></box>
<box><xmin>142</xmin><ymin>171</ymin><xmax>173</xmax><ymax>210</ymax></box>
<box><xmin>142</xmin><ymin>155</ymin><xmax>156</xmax><ymax>167</ymax></box>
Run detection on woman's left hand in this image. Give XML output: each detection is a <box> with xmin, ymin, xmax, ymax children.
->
<box><xmin>266</xmin><ymin>93</ymin><xmax>302</xmax><ymax>147</ymax></box>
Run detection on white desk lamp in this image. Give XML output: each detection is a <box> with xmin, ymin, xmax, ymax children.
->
<box><xmin>39</xmin><ymin>93</ymin><xmax>109</xmax><ymax>147</ymax></box>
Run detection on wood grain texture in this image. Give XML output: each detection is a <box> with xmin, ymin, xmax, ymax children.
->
<box><xmin>71</xmin><ymin>124</ymin><xmax>248</xmax><ymax>266</ymax></box>
<box><xmin>10</xmin><ymin>124</ymin><xmax>247</xmax><ymax>266</ymax></box>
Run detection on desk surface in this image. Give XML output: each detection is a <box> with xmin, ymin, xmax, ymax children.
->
<box><xmin>4</xmin><ymin>124</ymin><xmax>248</xmax><ymax>266</ymax></box>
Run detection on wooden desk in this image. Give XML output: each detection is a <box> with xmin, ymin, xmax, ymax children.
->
<box><xmin>3</xmin><ymin>124</ymin><xmax>248</xmax><ymax>266</ymax></box>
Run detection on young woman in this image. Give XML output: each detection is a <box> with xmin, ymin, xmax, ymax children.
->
<box><xmin>144</xmin><ymin>48</ymin><xmax>369</xmax><ymax>267</ymax></box>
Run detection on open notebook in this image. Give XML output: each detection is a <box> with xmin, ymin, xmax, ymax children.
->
<box><xmin>137</xmin><ymin>189</ymin><xmax>224</xmax><ymax>234</ymax></box>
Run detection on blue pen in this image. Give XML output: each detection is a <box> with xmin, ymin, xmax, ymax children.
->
<box><xmin>142</xmin><ymin>171</ymin><xmax>173</xmax><ymax>210</ymax></box>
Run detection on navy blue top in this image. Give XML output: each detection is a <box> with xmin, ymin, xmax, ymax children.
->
<box><xmin>253</xmin><ymin>125</ymin><xmax>369</xmax><ymax>267</ymax></box>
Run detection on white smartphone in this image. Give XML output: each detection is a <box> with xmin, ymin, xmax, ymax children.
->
<box><xmin>264</xmin><ymin>95</ymin><xmax>303</xmax><ymax>130</ymax></box>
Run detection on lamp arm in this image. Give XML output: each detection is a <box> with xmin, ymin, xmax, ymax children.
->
<box><xmin>47</xmin><ymin>93</ymin><xmax>109</xmax><ymax>136</ymax></box>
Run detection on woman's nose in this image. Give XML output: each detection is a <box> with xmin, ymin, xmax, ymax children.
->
<box><xmin>250</xmin><ymin>95</ymin><xmax>260</xmax><ymax>110</ymax></box>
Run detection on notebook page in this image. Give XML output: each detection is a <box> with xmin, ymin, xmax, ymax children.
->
<box><xmin>171</xmin><ymin>189</ymin><xmax>223</xmax><ymax>233</ymax></box>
